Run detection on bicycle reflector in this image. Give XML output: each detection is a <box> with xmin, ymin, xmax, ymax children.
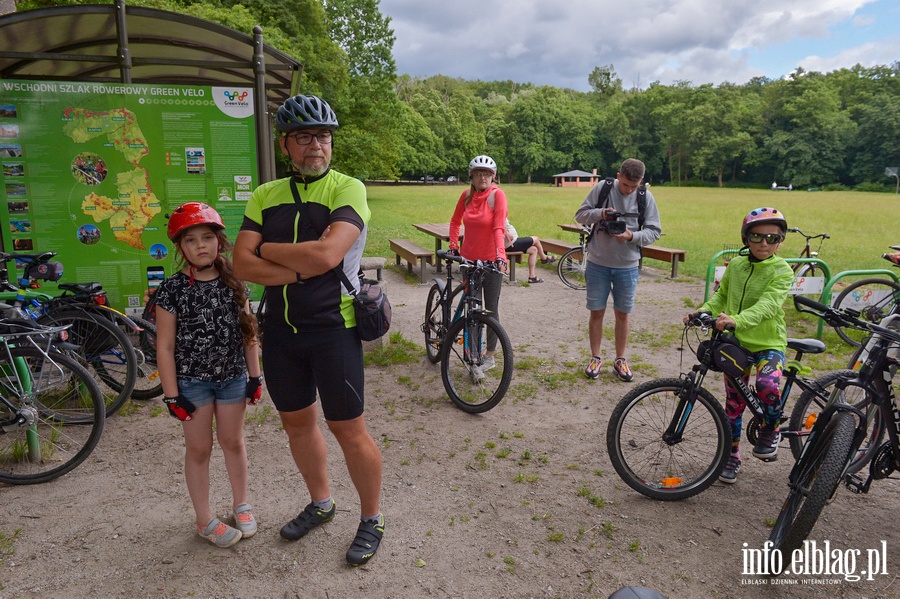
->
<box><xmin>91</xmin><ymin>294</ymin><xmax>109</xmax><ymax>306</ymax></box>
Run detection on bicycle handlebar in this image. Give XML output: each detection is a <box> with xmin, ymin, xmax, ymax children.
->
<box><xmin>436</xmin><ymin>249</ymin><xmax>504</xmax><ymax>272</ymax></box>
<box><xmin>787</xmin><ymin>227</ymin><xmax>829</xmax><ymax>240</ymax></box>
<box><xmin>794</xmin><ymin>295</ymin><xmax>900</xmax><ymax>342</ymax></box>
<box><xmin>686</xmin><ymin>312</ymin><xmax>735</xmax><ymax>332</ymax></box>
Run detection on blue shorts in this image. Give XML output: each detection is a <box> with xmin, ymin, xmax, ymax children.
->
<box><xmin>585</xmin><ymin>261</ymin><xmax>640</xmax><ymax>313</ymax></box>
<box><xmin>178</xmin><ymin>376</ymin><xmax>246</xmax><ymax>409</ymax></box>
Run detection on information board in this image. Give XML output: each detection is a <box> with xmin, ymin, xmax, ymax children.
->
<box><xmin>0</xmin><ymin>79</ymin><xmax>257</xmax><ymax>310</ymax></box>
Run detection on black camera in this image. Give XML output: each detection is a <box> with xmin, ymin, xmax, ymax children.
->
<box><xmin>596</xmin><ymin>210</ymin><xmax>627</xmax><ymax>235</ymax></box>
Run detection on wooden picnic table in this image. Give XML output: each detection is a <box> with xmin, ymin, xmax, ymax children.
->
<box><xmin>558</xmin><ymin>223</ymin><xmax>588</xmax><ymax>234</ymax></box>
<box><xmin>412</xmin><ymin>223</ymin><xmax>463</xmax><ymax>273</ymax></box>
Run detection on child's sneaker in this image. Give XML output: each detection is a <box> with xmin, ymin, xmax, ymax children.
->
<box><xmin>753</xmin><ymin>426</ymin><xmax>781</xmax><ymax>461</ymax></box>
<box><xmin>197</xmin><ymin>517</ymin><xmax>241</xmax><ymax>548</ymax></box>
<box><xmin>233</xmin><ymin>503</ymin><xmax>257</xmax><ymax>538</ymax></box>
<box><xmin>719</xmin><ymin>453</ymin><xmax>741</xmax><ymax>484</ymax></box>
<box><xmin>584</xmin><ymin>356</ymin><xmax>602</xmax><ymax>379</ymax></box>
<box><xmin>482</xmin><ymin>355</ymin><xmax>495</xmax><ymax>371</ymax></box>
<box><xmin>613</xmin><ymin>357</ymin><xmax>634</xmax><ymax>382</ymax></box>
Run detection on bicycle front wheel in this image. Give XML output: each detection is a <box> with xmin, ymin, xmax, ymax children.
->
<box><xmin>0</xmin><ymin>347</ymin><xmax>105</xmax><ymax>484</ymax></box>
<box><xmin>769</xmin><ymin>411</ymin><xmax>855</xmax><ymax>560</ymax></box>
<box><xmin>440</xmin><ymin>312</ymin><xmax>513</xmax><ymax>413</ymax></box>
<box><xmin>423</xmin><ymin>284</ymin><xmax>445</xmax><ymax>364</ymax></box>
<box><xmin>123</xmin><ymin>316</ymin><xmax>162</xmax><ymax>400</ymax></box>
<box><xmin>832</xmin><ymin>278</ymin><xmax>900</xmax><ymax>347</ymax></box>
<box><xmin>38</xmin><ymin>310</ymin><xmax>137</xmax><ymax>417</ymax></box>
<box><xmin>558</xmin><ymin>247</ymin><xmax>586</xmax><ymax>290</ymax></box>
<box><xmin>788</xmin><ymin>370</ymin><xmax>882</xmax><ymax>475</ymax></box>
<box><xmin>606</xmin><ymin>378</ymin><xmax>731</xmax><ymax>500</ymax></box>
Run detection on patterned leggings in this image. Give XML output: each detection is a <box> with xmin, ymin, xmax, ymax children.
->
<box><xmin>723</xmin><ymin>349</ymin><xmax>785</xmax><ymax>452</ymax></box>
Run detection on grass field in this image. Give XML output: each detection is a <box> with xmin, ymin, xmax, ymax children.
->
<box><xmin>366</xmin><ymin>183</ymin><xmax>897</xmax><ymax>285</ymax></box>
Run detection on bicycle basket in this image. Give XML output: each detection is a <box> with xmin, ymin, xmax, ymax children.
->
<box><xmin>697</xmin><ymin>337</ymin><xmax>753</xmax><ymax>378</ymax></box>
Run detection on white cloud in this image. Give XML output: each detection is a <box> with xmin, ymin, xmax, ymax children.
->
<box><xmin>380</xmin><ymin>0</ymin><xmax>891</xmax><ymax>89</ymax></box>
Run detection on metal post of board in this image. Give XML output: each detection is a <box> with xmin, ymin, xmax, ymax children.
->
<box><xmin>115</xmin><ymin>0</ymin><xmax>132</xmax><ymax>83</ymax></box>
<box><xmin>252</xmin><ymin>26</ymin><xmax>276</xmax><ymax>184</ymax></box>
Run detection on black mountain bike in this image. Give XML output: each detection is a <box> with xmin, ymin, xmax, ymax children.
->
<box><xmin>606</xmin><ymin>313</ymin><xmax>872</xmax><ymax>500</ymax></box>
<box><xmin>767</xmin><ymin>295</ymin><xmax>900</xmax><ymax>561</ymax></box>
<box><xmin>422</xmin><ymin>250</ymin><xmax>514</xmax><ymax>413</ymax></box>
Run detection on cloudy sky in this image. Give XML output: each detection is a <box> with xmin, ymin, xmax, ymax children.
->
<box><xmin>379</xmin><ymin>0</ymin><xmax>899</xmax><ymax>91</ymax></box>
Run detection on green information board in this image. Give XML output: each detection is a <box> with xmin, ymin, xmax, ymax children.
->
<box><xmin>0</xmin><ymin>78</ymin><xmax>258</xmax><ymax>312</ymax></box>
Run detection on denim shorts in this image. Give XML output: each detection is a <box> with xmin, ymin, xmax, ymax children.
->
<box><xmin>178</xmin><ymin>376</ymin><xmax>246</xmax><ymax>409</ymax></box>
<box><xmin>585</xmin><ymin>261</ymin><xmax>640</xmax><ymax>313</ymax></box>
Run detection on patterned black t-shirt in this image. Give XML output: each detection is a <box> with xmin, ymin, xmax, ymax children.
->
<box><xmin>155</xmin><ymin>272</ymin><xmax>246</xmax><ymax>381</ymax></box>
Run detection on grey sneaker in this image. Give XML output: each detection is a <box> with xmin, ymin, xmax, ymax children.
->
<box><xmin>233</xmin><ymin>503</ymin><xmax>257</xmax><ymax>538</ymax></box>
<box><xmin>470</xmin><ymin>364</ymin><xmax>484</xmax><ymax>383</ymax></box>
<box><xmin>719</xmin><ymin>453</ymin><xmax>742</xmax><ymax>484</ymax></box>
<box><xmin>482</xmin><ymin>355</ymin><xmax>495</xmax><ymax>371</ymax></box>
<box><xmin>197</xmin><ymin>517</ymin><xmax>242</xmax><ymax>548</ymax></box>
<box><xmin>752</xmin><ymin>427</ymin><xmax>781</xmax><ymax>462</ymax></box>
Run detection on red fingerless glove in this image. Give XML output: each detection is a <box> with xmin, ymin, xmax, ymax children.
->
<box><xmin>164</xmin><ymin>395</ymin><xmax>196</xmax><ymax>421</ymax></box>
<box><xmin>245</xmin><ymin>376</ymin><xmax>263</xmax><ymax>405</ymax></box>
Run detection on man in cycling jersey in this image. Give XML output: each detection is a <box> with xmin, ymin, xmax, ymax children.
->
<box><xmin>233</xmin><ymin>94</ymin><xmax>384</xmax><ymax>567</ymax></box>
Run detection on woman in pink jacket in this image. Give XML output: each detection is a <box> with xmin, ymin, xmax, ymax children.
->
<box><xmin>448</xmin><ymin>155</ymin><xmax>508</xmax><ymax>380</ymax></box>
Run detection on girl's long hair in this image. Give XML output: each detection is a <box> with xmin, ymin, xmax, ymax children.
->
<box><xmin>173</xmin><ymin>229</ymin><xmax>258</xmax><ymax>344</ymax></box>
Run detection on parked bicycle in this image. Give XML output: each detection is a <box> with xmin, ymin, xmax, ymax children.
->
<box><xmin>0</xmin><ymin>252</ymin><xmax>139</xmax><ymax>416</ymax></box>
<box><xmin>557</xmin><ymin>226</ymin><xmax>589</xmax><ymax>290</ymax></box>
<box><xmin>829</xmin><ymin>247</ymin><xmax>900</xmax><ymax>348</ymax></box>
<box><xmin>0</xmin><ymin>317</ymin><xmax>105</xmax><ymax>484</ymax></box>
<box><xmin>767</xmin><ymin>295</ymin><xmax>900</xmax><ymax>561</ymax></box>
<box><xmin>605</xmin><ymin>313</ymin><xmax>869</xmax><ymax>500</ymax></box>
<box><xmin>422</xmin><ymin>250</ymin><xmax>514</xmax><ymax>413</ymax></box>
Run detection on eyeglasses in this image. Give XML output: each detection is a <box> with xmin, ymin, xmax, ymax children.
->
<box><xmin>747</xmin><ymin>232</ymin><xmax>784</xmax><ymax>244</ymax></box>
<box><xmin>471</xmin><ymin>171</ymin><xmax>494</xmax><ymax>179</ymax></box>
<box><xmin>286</xmin><ymin>131</ymin><xmax>333</xmax><ymax>145</ymax></box>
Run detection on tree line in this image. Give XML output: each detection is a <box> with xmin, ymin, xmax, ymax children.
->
<box><xmin>18</xmin><ymin>0</ymin><xmax>900</xmax><ymax>189</ymax></box>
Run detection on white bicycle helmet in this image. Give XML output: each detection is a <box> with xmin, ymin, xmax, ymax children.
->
<box><xmin>468</xmin><ymin>155</ymin><xmax>497</xmax><ymax>174</ymax></box>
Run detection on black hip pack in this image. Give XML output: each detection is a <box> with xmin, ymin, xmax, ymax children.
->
<box><xmin>697</xmin><ymin>334</ymin><xmax>753</xmax><ymax>378</ymax></box>
<box><xmin>336</xmin><ymin>268</ymin><xmax>392</xmax><ymax>341</ymax></box>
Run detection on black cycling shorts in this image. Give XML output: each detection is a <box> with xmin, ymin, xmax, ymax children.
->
<box><xmin>262</xmin><ymin>326</ymin><xmax>365</xmax><ymax>421</ymax></box>
<box><xmin>506</xmin><ymin>237</ymin><xmax>534</xmax><ymax>253</ymax></box>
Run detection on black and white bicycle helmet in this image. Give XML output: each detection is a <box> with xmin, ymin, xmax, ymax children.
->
<box><xmin>276</xmin><ymin>94</ymin><xmax>339</xmax><ymax>132</ymax></box>
<box><xmin>468</xmin><ymin>155</ymin><xmax>497</xmax><ymax>174</ymax></box>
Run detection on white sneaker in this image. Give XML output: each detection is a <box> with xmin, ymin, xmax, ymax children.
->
<box><xmin>482</xmin><ymin>355</ymin><xmax>495</xmax><ymax>371</ymax></box>
<box><xmin>470</xmin><ymin>365</ymin><xmax>484</xmax><ymax>383</ymax></box>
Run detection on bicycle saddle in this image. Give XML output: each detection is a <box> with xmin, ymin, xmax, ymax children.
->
<box><xmin>786</xmin><ymin>338</ymin><xmax>826</xmax><ymax>354</ymax></box>
<box><xmin>58</xmin><ymin>282</ymin><xmax>103</xmax><ymax>295</ymax></box>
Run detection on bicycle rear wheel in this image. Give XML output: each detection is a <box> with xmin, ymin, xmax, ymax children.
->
<box><xmin>118</xmin><ymin>316</ymin><xmax>162</xmax><ymax>400</ymax></box>
<box><xmin>0</xmin><ymin>346</ymin><xmax>105</xmax><ymax>484</ymax></box>
<box><xmin>440</xmin><ymin>312</ymin><xmax>513</xmax><ymax>413</ymax></box>
<box><xmin>423</xmin><ymin>284</ymin><xmax>445</xmax><ymax>364</ymax></box>
<box><xmin>38</xmin><ymin>310</ymin><xmax>137</xmax><ymax>417</ymax></box>
<box><xmin>832</xmin><ymin>278</ymin><xmax>900</xmax><ymax>347</ymax></box>
<box><xmin>768</xmin><ymin>411</ymin><xmax>855</xmax><ymax>561</ymax></box>
<box><xmin>606</xmin><ymin>378</ymin><xmax>731</xmax><ymax>500</ymax></box>
<box><xmin>788</xmin><ymin>370</ymin><xmax>883</xmax><ymax>475</ymax></box>
<box><xmin>557</xmin><ymin>247</ymin><xmax>586</xmax><ymax>290</ymax></box>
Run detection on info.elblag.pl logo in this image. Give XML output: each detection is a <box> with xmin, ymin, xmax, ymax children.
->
<box><xmin>741</xmin><ymin>540</ymin><xmax>889</xmax><ymax>585</ymax></box>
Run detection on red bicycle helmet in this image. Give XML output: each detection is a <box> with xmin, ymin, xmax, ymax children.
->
<box><xmin>167</xmin><ymin>202</ymin><xmax>225</xmax><ymax>240</ymax></box>
<box><xmin>741</xmin><ymin>207</ymin><xmax>787</xmax><ymax>244</ymax></box>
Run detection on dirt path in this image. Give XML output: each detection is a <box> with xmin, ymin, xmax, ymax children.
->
<box><xmin>2</xmin><ymin>264</ymin><xmax>898</xmax><ymax>598</ymax></box>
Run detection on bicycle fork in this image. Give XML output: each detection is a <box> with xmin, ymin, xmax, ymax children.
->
<box><xmin>664</xmin><ymin>372</ymin><xmax>705</xmax><ymax>445</ymax></box>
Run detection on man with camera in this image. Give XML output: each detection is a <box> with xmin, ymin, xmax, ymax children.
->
<box><xmin>574</xmin><ymin>158</ymin><xmax>662</xmax><ymax>382</ymax></box>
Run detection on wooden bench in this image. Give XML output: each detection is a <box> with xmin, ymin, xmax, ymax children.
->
<box><xmin>641</xmin><ymin>245</ymin><xmax>686</xmax><ymax>278</ymax></box>
<box><xmin>390</xmin><ymin>239</ymin><xmax>434</xmax><ymax>283</ymax></box>
<box><xmin>359</xmin><ymin>256</ymin><xmax>387</xmax><ymax>281</ymax></box>
<box><xmin>505</xmin><ymin>251</ymin><xmax>523</xmax><ymax>283</ymax></box>
<box><xmin>540</xmin><ymin>238</ymin><xmax>579</xmax><ymax>258</ymax></box>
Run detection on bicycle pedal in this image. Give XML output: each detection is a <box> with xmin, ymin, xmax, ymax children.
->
<box><xmin>844</xmin><ymin>475</ymin><xmax>864</xmax><ymax>494</ymax></box>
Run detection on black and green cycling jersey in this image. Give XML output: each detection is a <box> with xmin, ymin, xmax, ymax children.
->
<box><xmin>240</xmin><ymin>170</ymin><xmax>370</xmax><ymax>333</ymax></box>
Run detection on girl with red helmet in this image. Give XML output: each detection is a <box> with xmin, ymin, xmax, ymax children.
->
<box><xmin>684</xmin><ymin>207</ymin><xmax>794</xmax><ymax>484</ymax></box>
<box><xmin>156</xmin><ymin>201</ymin><xmax>263</xmax><ymax>547</ymax></box>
